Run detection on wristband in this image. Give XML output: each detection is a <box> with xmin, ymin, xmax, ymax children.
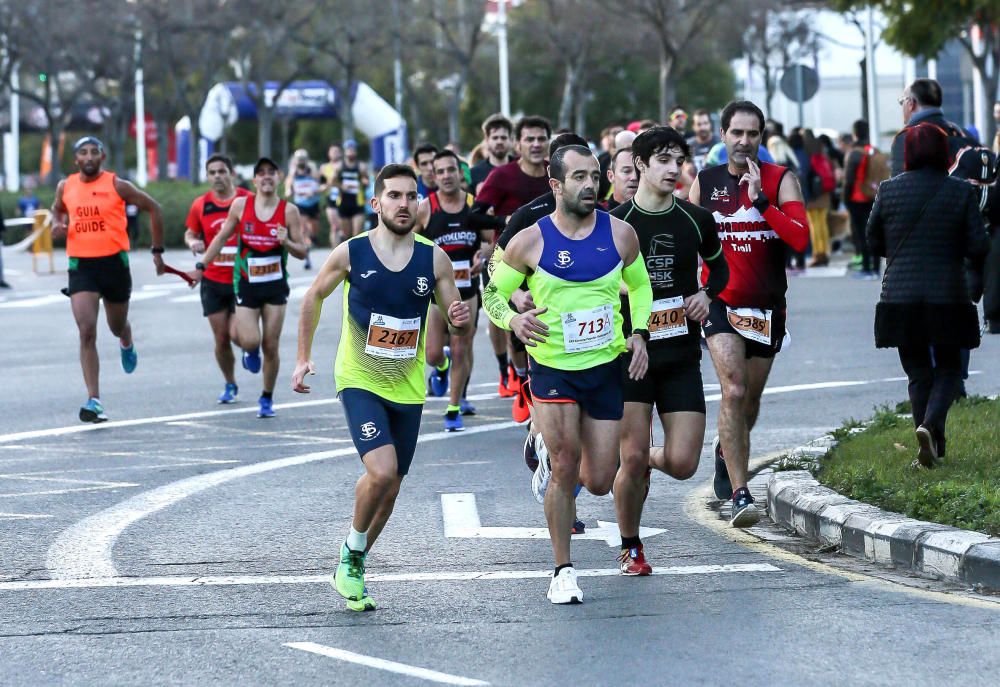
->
<box><xmin>752</xmin><ymin>193</ymin><xmax>770</xmax><ymax>214</ymax></box>
<box><xmin>632</xmin><ymin>328</ymin><xmax>650</xmax><ymax>342</ymax></box>
<box><xmin>151</xmin><ymin>246</ymin><xmax>165</xmax><ymax>254</ymax></box>
<box><xmin>195</xmin><ymin>262</ymin><xmax>206</xmax><ymax>272</ymax></box>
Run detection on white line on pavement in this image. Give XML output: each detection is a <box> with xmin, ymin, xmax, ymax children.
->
<box><xmin>44</xmin><ymin>421</ymin><xmax>519</xmax><ymax>580</ymax></box>
<box><xmin>0</xmin><ymin>512</ymin><xmax>54</xmax><ymax>520</ymax></box>
<box><xmin>284</xmin><ymin>642</ymin><xmax>490</xmax><ymax>686</ymax></box>
<box><xmin>0</xmin><ymin>563</ymin><xmax>782</xmax><ymax>591</ymax></box>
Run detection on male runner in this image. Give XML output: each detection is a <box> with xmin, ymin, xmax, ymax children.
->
<box><xmin>475</xmin><ymin>116</ymin><xmax>552</xmax><ymax>398</ymax></box>
<box><xmin>611</xmin><ymin>127</ymin><xmax>729</xmax><ymax>574</ymax></box>
<box><xmin>335</xmin><ymin>140</ymin><xmax>369</xmax><ymax>239</ymax></box>
<box><xmin>484</xmin><ymin>144</ymin><xmax>652</xmax><ymax>604</ymax></box>
<box><xmin>192</xmin><ymin>157</ymin><xmax>309</xmax><ymax>418</ymax></box>
<box><xmin>184</xmin><ymin>153</ymin><xmax>251</xmax><ymax>404</ymax></box>
<box><xmin>412</xmin><ymin>143</ymin><xmax>439</xmax><ymax>200</ymax></box>
<box><xmin>292</xmin><ymin>164</ymin><xmax>471</xmax><ymax>611</ymax></box>
<box><xmin>604</xmin><ymin>147</ymin><xmax>639</xmax><ymax>211</ymax></box>
<box><xmin>50</xmin><ymin>136</ymin><xmax>166</xmax><ymax>422</ymax></box>
<box><xmin>416</xmin><ymin>150</ymin><xmax>491</xmax><ymax>431</ymax></box>
<box><xmin>668</xmin><ymin>107</ymin><xmax>689</xmax><ymax>135</ymax></box>
<box><xmin>288</xmin><ymin>154</ymin><xmax>321</xmax><ymax>269</ymax></box>
<box><xmin>319</xmin><ymin>143</ymin><xmax>343</xmax><ymax>243</ymax></box>
<box><xmin>688</xmin><ymin>100</ymin><xmax>809</xmax><ymax>526</ymax></box>
<box><xmin>470</xmin><ymin>114</ymin><xmax>514</xmax><ymax>194</ymax></box>
<box><xmin>687</xmin><ymin>109</ymin><xmax>719</xmax><ymax>173</ymax></box>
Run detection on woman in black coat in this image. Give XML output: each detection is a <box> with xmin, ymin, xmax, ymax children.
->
<box><xmin>866</xmin><ymin>123</ymin><xmax>990</xmax><ymax>467</ymax></box>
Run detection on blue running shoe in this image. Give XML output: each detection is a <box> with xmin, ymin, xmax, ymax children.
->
<box><xmin>730</xmin><ymin>487</ymin><xmax>761</xmax><ymax>528</ymax></box>
<box><xmin>257</xmin><ymin>395</ymin><xmax>275</xmax><ymax>418</ymax></box>
<box><xmin>120</xmin><ymin>344</ymin><xmax>137</xmax><ymax>374</ymax></box>
<box><xmin>242</xmin><ymin>348</ymin><xmax>262</xmax><ymax>374</ymax></box>
<box><xmin>459</xmin><ymin>398</ymin><xmax>476</xmax><ymax>416</ymax></box>
<box><xmin>218</xmin><ymin>383</ymin><xmax>238</xmax><ymax>404</ymax></box>
<box><xmin>444</xmin><ymin>406</ymin><xmax>464</xmax><ymax>432</ymax></box>
<box><xmin>428</xmin><ymin>346</ymin><xmax>450</xmax><ymax>397</ymax></box>
<box><xmin>79</xmin><ymin>398</ymin><xmax>108</xmax><ymax>423</ymax></box>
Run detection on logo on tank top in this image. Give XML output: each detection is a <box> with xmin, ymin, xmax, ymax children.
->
<box><xmin>413</xmin><ymin>276</ymin><xmax>430</xmax><ymax>295</ymax></box>
<box><xmin>359</xmin><ymin>422</ymin><xmax>380</xmax><ymax>440</ymax></box>
<box><xmin>710</xmin><ymin>187</ymin><xmax>730</xmax><ymax>201</ymax></box>
<box><xmin>555</xmin><ymin>250</ymin><xmax>574</xmax><ymax>269</ymax></box>
<box><xmin>244</xmin><ymin>222</ymin><xmax>255</xmax><ymax>234</ymax></box>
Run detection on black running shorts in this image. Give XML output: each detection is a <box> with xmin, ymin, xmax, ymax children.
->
<box><xmin>622</xmin><ymin>357</ymin><xmax>706</xmax><ymax>414</ymax></box>
<box><xmin>200</xmin><ymin>277</ymin><xmax>236</xmax><ymax>317</ymax></box>
<box><xmin>235</xmin><ymin>278</ymin><xmax>289</xmax><ymax>310</ymax></box>
<box><xmin>67</xmin><ymin>253</ymin><xmax>132</xmax><ymax>303</ymax></box>
<box><xmin>702</xmin><ymin>298</ymin><xmax>785</xmax><ymax>359</ymax></box>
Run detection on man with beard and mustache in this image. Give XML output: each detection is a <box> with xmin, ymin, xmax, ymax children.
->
<box><xmin>484</xmin><ymin>145</ymin><xmax>652</xmax><ymax>604</ymax></box>
<box><xmin>50</xmin><ymin>136</ymin><xmax>166</xmax><ymax>423</ymax></box>
<box><xmin>183</xmin><ymin>153</ymin><xmax>252</xmax><ymax>404</ymax></box>
<box><xmin>688</xmin><ymin>100</ymin><xmax>809</xmax><ymax>527</ymax></box>
<box><xmin>470</xmin><ymin>113</ymin><xmax>514</xmax><ymax>195</ymax></box>
<box><xmin>610</xmin><ymin>127</ymin><xmax>729</xmax><ymax>575</ymax></box>
<box><xmin>192</xmin><ymin>157</ymin><xmax>309</xmax><ymax>419</ymax></box>
<box><xmin>292</xmin><ymin>164</ymin><xmax>471</xmax><ymax>612</ymax></box>
<box><xmin>604</xmin><ymin>146</ymin><xmax>639</xmax><ymax>210</ymax></box>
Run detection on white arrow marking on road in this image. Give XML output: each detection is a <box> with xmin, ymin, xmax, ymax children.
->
<box><xmin>441</xmin><ymin>493</ymin><xmax>666</xmax><ymax>547</ymax></box>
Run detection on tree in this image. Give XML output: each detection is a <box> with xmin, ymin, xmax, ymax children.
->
<box><xmin>742</xmin><ymin>1</ymin><xmax>821</xmax><ymax>114</ymax></box>
<box><xmin>829</xmin><ymin>0</ymin><xmax>1000</xmax><ymax>142</ymax></box>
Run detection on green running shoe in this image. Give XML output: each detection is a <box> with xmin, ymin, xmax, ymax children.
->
<box><xmin>346</xmin><ymin>589</ymin><xmax>377</xmax><ymax>612</ymax></box>
<box><xmin>333</xmin><ymin>543</ymin><xmax>366</xmax><ymax>601</ymax></box>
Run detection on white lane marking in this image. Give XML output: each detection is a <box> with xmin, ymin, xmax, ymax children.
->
<box><xmin>0</xmin><ymin>563</ymin><xmax>782</xmax><ymax>591</ymax></box>
<box><xmin>0</xmin><ymin>512</ymin><xmax>54</xmax><ymax>520</ymax></box>
<box><xmin>284</xmin><ymin>642</ymin><xmax>490</xmax><ymax>686</ymax></box>
<box><xmin>441</xmin><ymin>493</ymin><xmax>665</xmax><ymax>546</ymax></box>
<box><xmin>0</xmin><ymin>294</ymin><xmax>66</xmax><ymax>309</ymax></box>
<box><xmin>703</xmin><ymin>375</ymin><xmax>911</xmax><ymax>402</ymax></box>
<box><xmin>0</xmin><ymin>476</ymin><xmax>139</xmax><ymax>499</ymax></box>
<box><xmin>0</xmin><ymin>459</ymin><xmax>241</xmax><ymax>477</ymax></box>
<box><xmin>165</xmin><ymin>420</ymin><xmax>345</xmax><ymax>444</ymax></box>
<box><xmin>45</xmin><ymin>421</ymin><xmax>519</xmax><ymax>580</ymax></box>
<box><xmin>0</xmin><ymin>393</ymin><xmax>499</xmax><ymax>445</ymax></box>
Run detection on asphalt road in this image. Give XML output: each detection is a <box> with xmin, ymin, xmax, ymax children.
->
<box><xmin>1</xmin><ymin>248</ymin><xmax>999</xmax><ymax>686</ymax></box>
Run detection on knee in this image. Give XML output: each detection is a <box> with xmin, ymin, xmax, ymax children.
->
<box><xmin>720</xmin><ymin>378</ymin><xmax>748</xmax><ymax>404</ymax></box>
<box><xmin>426</xmin><ymin>347</ymin><xmax>444</xmax><ymax>367</ymax></box>
<box><xmin>672</xmin><ymin>456</ymin><xmax>699</xmax><ymax>481</ymax></box>
<box><xmin>585</xmin><ymin>472</ymin><xmax>614</xmax><ymax>496</ymax></box>
<box><xmin>367</xmin><ymin>464</ymin><xmax>399</xmax><ymax>493</ymax></box>
<box><xmin>261</xmin><ymin>337</ymin><xmax>279</xmax><ymax>358</ymax></box>
<box><xmin>548</xmin><ymin>446</ymin><xmax>581</xmax><ymax>487</ymax></box>
<box><xmin>619</xmin><ymin>445</ymin><xmax>650</xmax><ymax>479</ymax></box>
<box><xmin>78</xmin><ymin>324</ymin><xmax>97</xmax><ymax>346</ymax></box>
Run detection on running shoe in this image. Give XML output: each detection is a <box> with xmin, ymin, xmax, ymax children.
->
<box><xmin>512</xmin><ymin>388</ymin><xmax>531</xmax><ymax>424</ymax></box>
<box><xmin>304</xmin><ymin>253</ymin><xmax>312</xmax><ymax>270</ymax></box>
<box><xmin>217</xmin><ymin>383</ymin><xmax>238</xmax><ymax>404</ymax></box>
<box><xmin>346</xmin><ymin>588</ymin><xmax>377</xmax><ymax>612</ymax></box>
<box><xmin>571</xmin><ymin>519</ymin><xmax>586</xmax><ymax>534</ymax></box>
<box><xmin>498</xmin><ymin>373</ymin><xmax>516</xmax><ymax>398</ymax></box>
<box><xmin>915</xmin><ymin>425</ymin><xmax>938</xmax><ymax>468</ymax></box>
<box><xmin>730</xmin><ymin>487</ymin><xmax>761</xmax><ymax>528</ymax></box>
<box><xmin>523</xmin><ymin>432</ymin><xmax>539</xmax><ymax>472</ymax></box>
<box><xmin>547</xmin><ymin>566</ymin><xmax>583</xmax><ymax>604</ymax></box>
<box><xmin>429</xmin><ymin>346</ymin><xmax>451</xmax><ymax>397</ymax></box>
<box><xmin>79</xmin><ymin>397</ymin><xmax>108</xmax><ymax>423</ymax></box>
<box><xmin>618</xmin><ymin>544</ymin><xmax>653</xmax><ymax>576</ymax></box>
<box><xmin>257</xmin><ymin>395</ymin><xmax>275</xmax><ymax>418</ymax></box>
<box><xmin>242</xmin><ymin>348</ymin><xmax>262</xmax><ymax>374</ymax></box>
<box><xmin>459</xmin><ymin>398</ymin><xmax>477</xmax><ymax>416</ymax></box>
<box><xmin>120</xmin><ymin>344</ymin><xmax>137</xmax><ymax>374</ymax></box>
<box><xmin>531</xmin><ymin>434</ymin><xmax>551</xmax><ymax>504</ymax></box>
<box><xmin>333</xmin><ymin>543</ymin><xmax>367</xmax><ymax>602</ymax></box>
<box><xmin>507</xmin><ymin>364</ymin><xmax>522</xmax><ymax>394</ymax></box>
<box><xmin>444</xmin><ymin>408</ymin><xmax>464</xmax><ymax>432</ymax></box>
<box><xmin>712</xmin><ymin>436</ymin><xmax>732</xmax><ymax>500</ymax></box>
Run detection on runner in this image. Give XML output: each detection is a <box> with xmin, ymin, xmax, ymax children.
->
<box><xmin>191</xmin><ymin>157</ymin><xmax>309</xmax><ymax>418</ymax></box>
<box><xmin>470</xmin><ymin>113</ymin><xmax>514</xmax><ymax>195</ymax></box>
<box><xmin>603</xmin><ymin>146</ymin><xmax>639</xmax><ymax>211</ymax></box>
<box><xmin>319</xmin><ymin>143</ymin><xmax>343</xmax><ymax>245</ymax></box>
<box><xmin>474</xmin><ymin>116</ymin><xmax>552</xmax><ymax>400</ymax></box>
<box><xmin>292</xmin><ymin>163</ymin><xmax>471</xmax><ymax>611</ymax></box>
<box><xmin>183</xmin><ymin>153</ymin><xmax>251</xmax><ymax>404</ymax></box>
<box><xmin>412</xmin><ymin>143</ymin><xmax>439</xmax><ymax>200</ymax></box>
<box><xmin>416</xmin><ymin>150</ymin><xmax>491</xmax><ymax>431</ymax></box>
<box><xmin>611</xmin><ymin>127</ymin><xmax>729</xmax><ymax>574</ymax></box>
<box><xmin>688</xmin><ymin>100</ymin><xmax>809</xmax><ymax>526</ymax></box>
<box><xmin>335</xmin><ymin>140</ymin><xmax>369</xmax><ymax>239</ymax></box>
<box><xmin>484</xmin><ymin>144</ymin><xmax>652</xmax><ymax>604</ymax></box>
<box><xmin>50</xmin><ymin>136</ymin><xmax>166</xmax><ymax>423</ymax></box>
<box><xmin>686</xmin><ymin>109</ymin><xmax>719</xmax><ymax>173</ymax></box>
<box><xmin>288</xmin><ymin>153</ymin><xmax>321</xmax><ymax>269</ymax></box>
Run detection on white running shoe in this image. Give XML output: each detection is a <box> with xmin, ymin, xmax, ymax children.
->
<box><xmin>530</xmin><ymin>434</ymin><xmax>551</xmax><ymax>504</ymax></box>
<box><xmin>547</xmin><ymin>566</ymin><xmax>583</xmax><ymax>604</ymax></box>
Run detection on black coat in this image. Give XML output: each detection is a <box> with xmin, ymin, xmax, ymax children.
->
<box><xmin>866</xmin><ymin>169</ymin><xmax>990</xmax><ymax>348</ymax></box>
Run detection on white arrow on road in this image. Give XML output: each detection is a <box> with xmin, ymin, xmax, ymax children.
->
<box><xmin>441</xmin><ymin>493</ymin><xmax>665</xmax><ymax>547</ymax></box>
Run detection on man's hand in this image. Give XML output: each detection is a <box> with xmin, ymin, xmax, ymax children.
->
<box><xmin>51</xmin><ymin>216</ymin><xmax>67</xmax><ymax>239</ymax></box>
<box><xmin>292</xmin><ymin>360</ymin><xmax>316</xmax><ymax>393</ymax></box>
<box><xmin>510</xmin><ymin>306</ymin><xmax>549</xmax><ymax>346</ymax></box>
<box><xmin>276</xmin><ymin>225</ymin><xmax>289</xmax><ymax>245</ymax></box>
<box><xmin>741</xmin><ymin>158</ymin><xmax>762</xmax><ymax>202</ymax></box>
<box><xmin>626</xmin><ymin>334</ymin><xmax>648</xmax><ymax>380</ymax></box>
<box><xmin>185</xmin><ymin>269</ymin><xmax>203</xmax><ymax>285</ymax></box>
<box><xmin>683</xmin><ymin>290</ymin><xmax>711</xmax><ymax>322</ymax></box>
<box><xmin>188</xmin><ymin>239</ymin><xmax>206</xmax><ymax>254</ymax></box>
<box><xmin>448</xmin><ymin>299</ymin><xmax>471</xmax><ymax>328</ymax></box>
<box><xmin>471</xmin><ymin>252</ymin><xmax>483</xmax><ymax>277</ymax></box>
<box><xmin>510</xmin><ymin>289</ymin><xmax>536</xmax><ymax>313</ymax></box>
<box><xmin>153</xmin><ymin>253</ymin><xmax>165</xmax><ymax>276</ymax></box>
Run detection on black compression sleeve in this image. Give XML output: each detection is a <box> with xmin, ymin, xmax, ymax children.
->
<box><xmin>467</xmin><ymin>206</ymin><xmax>505</xmax><ymax>232</ymax></box>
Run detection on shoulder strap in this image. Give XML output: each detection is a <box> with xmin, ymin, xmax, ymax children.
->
<box><xmin>429</xmin><ymin>192</ymin><xmax>440</xmax><ymax>214</ymax></box>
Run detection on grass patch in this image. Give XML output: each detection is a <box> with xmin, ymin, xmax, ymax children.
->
<box><xmin>816</xmin><ymin>397</ymin><xmax>1000</xmax><ymax>537</ymax></box>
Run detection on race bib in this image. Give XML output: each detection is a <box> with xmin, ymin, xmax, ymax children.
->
<box><xmin>342</xmin><ymin>178</ymin><xmax>360</xmax><ymax>194</ymax></box>
<box><xmin>214</xmin><ymin>245</ymin><xmax>237</xmax><ymax>266</ymax></box>
<box><xmin>366</xmin><ymin>313</ymin><xmax>420</xmax><ymax>359</ymax></box>
<box><xmin>648</xmin><ymin>296</ymin><xmax>687</xmax><ymax>341</ymax></box>
<box><xmin>246</xmin><ymin>255</ymin><xmax>283</xmax><ymax>283</ymax></box>
<box><xmin>726</xmin><ymin>307</ymin><xmax>772</xmax><ymax>345</ymax></box>
<box><xmin>452</xmin><ymin>259</ymin><xmax>472</xmax><ymax>289</ymax></box>
<box><xmin>562</xmin><ymin>303</ymin><xmax>614</xmax><ymax>353</ymax></box>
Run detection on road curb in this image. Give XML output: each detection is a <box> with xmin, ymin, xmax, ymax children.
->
<box><xmin>765</xmin><ymin>435</ymin><xmax>1000</xmax><ymax>592</ymax></box>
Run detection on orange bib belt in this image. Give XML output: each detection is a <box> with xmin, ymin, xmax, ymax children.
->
<box><xmin>63</xmin><ymin>171</ymin><xmax>129</xmax><ymax>258</ymax></box>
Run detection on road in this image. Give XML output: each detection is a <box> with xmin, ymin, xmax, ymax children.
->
<box><xmin>2</xmin><ymin>248</ymin><xmax>999</xmax><ymax>686</ymax></box>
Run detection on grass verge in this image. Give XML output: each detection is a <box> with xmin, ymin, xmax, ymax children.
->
<box><xmin>815</xmin><ymin>396</ymin><xmax>1000</xmax><ymax>537</ymax></box>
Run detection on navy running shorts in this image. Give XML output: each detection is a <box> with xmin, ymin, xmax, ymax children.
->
<box><xmin>528</xmin><ymin>357</ymin><xmax>624</xmax><ymax>421</ymax></box>
<box><xmin>340</xmin><ymin>387</ymin><xmax>423</xmax><ymax>475</ymax></box>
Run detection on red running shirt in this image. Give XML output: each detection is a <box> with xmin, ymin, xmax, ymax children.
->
<box><xmin>185</xmin><ymin>188</ymin><xmax>251</xmax><ymax>284</ymax></box>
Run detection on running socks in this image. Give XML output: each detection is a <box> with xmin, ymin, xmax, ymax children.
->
<box><xmin>554</xmin><ymin>563</ymin><xmax>573</xmax><ymax>576</ymax></box>
<box><xmin>261</xmin><ymin>390</ymin><xmax>273</xmax><ymax>400</ymax></box>
<box><xmin>446</xmin><ymin>404</ymin><xmax>461</xmax><ymax>416</ymax></box>
<box><xmin>621</xmin><ymin>535</ymin><xmax>641</xmax><ymax>550</ymax></box>
<box><xmin>496</xmin><ymin>352</ymin><xmax>509</xmax><ymax>377</ymax></box>
<box><xmin>347</xmin><ymin>526</ymin><xmax>368</xmax><ymax>552</ymax></box>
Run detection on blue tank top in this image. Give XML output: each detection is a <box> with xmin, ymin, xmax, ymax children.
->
<box><xmin>537</xmin><ymin>210</ymin><xmax>622</xmax><ymax>281</ymax></box>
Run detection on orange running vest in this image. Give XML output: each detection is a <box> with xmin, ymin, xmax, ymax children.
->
<box><xmin>62</xmin><ymin>171</ymin><xmax>129</xmax><ymax>257</ymax></box>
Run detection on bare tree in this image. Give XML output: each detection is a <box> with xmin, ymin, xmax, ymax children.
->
<box><xmin>743</xmin><ymin>1</ymin><xmax>820</xmax><ymax>114</ymax></box>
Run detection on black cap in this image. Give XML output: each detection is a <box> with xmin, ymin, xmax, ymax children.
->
<box><xmin>950</xmin><ymin>147</ymin><xmax>997</xmax><ymax>184</ymax></box>
<box><xmin>73</xmin><ymin>136</ymin><xmax>104</xmax><ymax>153</ymax></box>
<box><xmin>253</xmin><ymin>156</ymin><xmax>280</xmax><ymax>175</ymax></box>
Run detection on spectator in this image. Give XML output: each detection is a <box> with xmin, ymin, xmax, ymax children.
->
<box><xmin>891</xmin><ymin>78</ymin><xmax>976</xmax><ymax>176</ymax></box>
<box><xmin>18</xmin><ymin>184</ymin><xmax>41</xmax><ymax>218</ymax></box>
<box><xmin>843</xmin><ymin>119</ymin><xmax>884</xmax><ymax>279</ymax></box>
<box><xmin>867</xmin><ymin>123</ymin><xmax>990</xmax><ymax>467</ymax></box>
<box><xmin>785</xmin><ymin>129</ymin><xmax>809</xmax><ymax>272</ymax></box>
<box><xmin>804</xmin><ymin>129</ymin><xmax>834</xmax><ymax>266</ymax></box>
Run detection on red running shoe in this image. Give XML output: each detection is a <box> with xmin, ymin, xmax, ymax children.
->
<box><xmin>512</xmin><ymin>388</ymin><xmax>531</xmax><ymax>424</ymax></box>
<box><xmin>498</xmin><ymin>373</ymin><xmax>516</xmax><ymax>398</ymax></box>
<box><xmin>617</xmin><ymin>543</ymin><xmax>653</xmax><ymax>576</ymax></box>
<box><xmin>507</xmin><ymin>364</ymin><xmax>521</xmax><ymax>394</ymax></box>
